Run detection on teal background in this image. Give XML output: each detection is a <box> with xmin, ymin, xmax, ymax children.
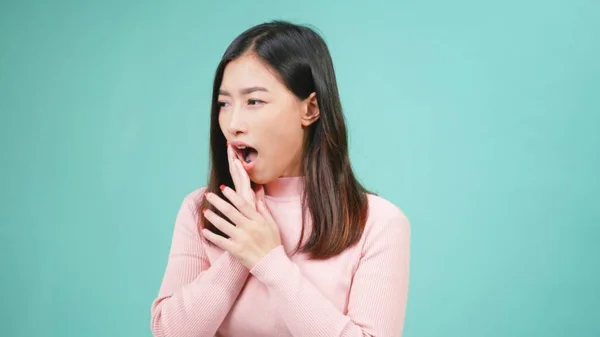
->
<box><xmin>1</xmin><ymin>0</ymin><xmax>598</xmax><ymax>336</ymax></box>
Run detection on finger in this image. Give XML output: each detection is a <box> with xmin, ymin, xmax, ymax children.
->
<box><xmin>227</xmin><ymin>144</ymin><xmax>241</xmax><ymax>191</ymax></box>
<box><xmin>205</xmin><ymin>192</ymin><xmax>247</xmax><ymax>227</ymax></box>
<box><xmin>234</xmin><ymin>158</ymin><xmax>255</xmax><ymax>206</ymax></box>
<box><xmin>234</xmin><ymin>159</ymin><xmax>252</xmax><ymax>193</ymax></box>
<box><xmin>202</xmin><ymin>228</ymin><xmax>236</xmax><ymax>252</ymax></box>
<box><xmin>228</xmin><ymin>144</ymin><xmax>243</xmax><ymax>194</ymax></box>
<box><xmin>257</xmin><ymin>198</ymin><xmax>277</xmax><ymax>229</ymax></box>
<box><xmin>221</xmin><ymin>185</ymin><xmax>260</xmax><ymax>221</ymax></box>
<box><xmin>203</xmin><ymin>208</ymin><xmax>238</xmax><ymax>238</ymax></box>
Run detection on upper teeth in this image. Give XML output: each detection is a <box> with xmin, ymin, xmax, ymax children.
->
<box><xmin>237</xmin><ymin>146</ymin><xmax>246</xmax><ymax>149</ymax></box>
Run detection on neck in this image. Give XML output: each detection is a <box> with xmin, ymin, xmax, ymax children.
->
<box><xmin>264</xmin><ymin>176</ymin><xmax>304</xmax><ymax>199</ymax></box>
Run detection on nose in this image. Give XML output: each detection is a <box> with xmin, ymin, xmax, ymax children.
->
<box><xmin>226</xmin><ymin>107</ymin><xmax>248</xmax><ymax>136</ymax></box>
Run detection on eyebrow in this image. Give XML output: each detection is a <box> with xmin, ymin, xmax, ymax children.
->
<box><xmin>219</xmin><ymin>86</ymin><xmax>269</xmax><ymax>96</ymax></box>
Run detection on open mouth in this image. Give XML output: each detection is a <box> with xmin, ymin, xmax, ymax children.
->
<box><xmin>234</xmin><ymin>145</ymin><xmax>258</xmax><ymax>165</ymax></box>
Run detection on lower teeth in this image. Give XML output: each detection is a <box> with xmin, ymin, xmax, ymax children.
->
<box><xmin>245</xmin><ymin>156</ymin><xmax>251</xmax><ymax>163</ymax></box>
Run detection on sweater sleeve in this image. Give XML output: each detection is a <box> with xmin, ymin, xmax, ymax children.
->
<box><xmin>150</xmin><ymin>191</ymin><xmax>250</xmax><ymax>337</ymax></box>
<box><xmin>249</xmin><ymin>209</ymin><xmax>410</xmax><ymax>337</ymax></box>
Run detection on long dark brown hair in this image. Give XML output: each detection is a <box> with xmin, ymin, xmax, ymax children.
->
<box><xmin>198</xmin><ymin>21</ymin><xmax>370</xmax><ymax>259</ymax></box>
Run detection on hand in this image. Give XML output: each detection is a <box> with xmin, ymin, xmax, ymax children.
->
<box><xmin>202</xmin><ymin>183</ymin><xmax>282</xmax><ymax>269</ymax></box>
<box><xmin>226</xmin><ymin>142</ymin><xmax>264</xmax><ymax>207</ymax></box>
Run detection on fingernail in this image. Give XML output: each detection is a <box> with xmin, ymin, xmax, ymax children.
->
<box><xmin>220</xmin><ymin>184</ymin><xmax>226</xmax><ymax>191</ymax></box>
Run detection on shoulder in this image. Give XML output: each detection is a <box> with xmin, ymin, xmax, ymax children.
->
<box><xmin>173</xmin><ymin>186</ymin><xmax>208</xmax><ymax>222</ymax></box>
<box><xmin>366</xmin><ymin>193</ymin><xmax>410</xmax><ymax>226</ymax></box>
<box><xmin>180</xmin><ymin>186</ymin><xmax>208</xmax><ymax>207</ymax></box>
<box><xmin>169</xmin><ymin>187</ymin><xmax>208</xmax><ymax>235</ymax></box>
<box><xmin>361</xmin><ymin>193</ymin><xmax>411</xmax><ymax>246</ymax></box>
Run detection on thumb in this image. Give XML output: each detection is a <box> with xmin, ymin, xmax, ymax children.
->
<box><xmin>253</xmin><ymin>184</ymin><xmax>265</xmax><ymax>204</ymax></box>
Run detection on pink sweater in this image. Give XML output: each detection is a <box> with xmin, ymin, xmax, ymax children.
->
<box><xmin>150</xmin><ymin>176</ymin><xmax>410</xmax><ymax>337</ymax></box>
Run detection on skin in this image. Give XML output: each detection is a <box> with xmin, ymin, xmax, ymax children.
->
<box><xmin>203</xmin><ymin>52</ymin><xmax>320</xmax><ymax>269</ymax></box>
<box><xmin>216</xmin><ymin>53</ymin><xmax>320</xmax><ymax>183</ymax></box>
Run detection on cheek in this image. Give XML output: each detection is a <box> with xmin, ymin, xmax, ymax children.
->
<box><xmin>264</xmin><ymin>110</ymin><xmax>303</xmax><ymax>156</ymax></box>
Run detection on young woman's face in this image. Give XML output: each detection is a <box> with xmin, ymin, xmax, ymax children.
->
<box><xmin>218</xmin><ymin>54</ymin><xmax>316</xmax><ymax>184</ymax></box>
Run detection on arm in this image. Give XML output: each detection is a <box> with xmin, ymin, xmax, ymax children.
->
<box><xmin>150</xmin><ymin>192</ymin><xmax>250</xmax><ymax>337</ymax></box>
<box><xmin>249</xmin><ymin>210</ymin><xmax>410</xmax><ymax>337</ymax></box>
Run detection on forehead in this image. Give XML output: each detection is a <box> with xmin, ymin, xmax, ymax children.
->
<box><xmin>220</xmin><ymin>54</ymin><xmax>282</xmax><ymax>91</ymax></box>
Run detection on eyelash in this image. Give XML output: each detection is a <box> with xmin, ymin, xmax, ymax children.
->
<box><xmin>248</xmin><ymin>99</ymin><xmax>265</xmax><ymax>106</ymax></box>
<box><xmin>217</xmin><ymin>99</ymin><xmax>265</xmax><ymax>108</ymax></box>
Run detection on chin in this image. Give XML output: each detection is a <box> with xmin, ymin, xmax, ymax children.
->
<box><xmin>248</xmin><ymin>171</ymin><xmax>275</xmax><ymax>185</ymax></box>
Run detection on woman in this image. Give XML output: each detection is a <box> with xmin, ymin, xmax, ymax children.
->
<box><xmin>150</xmin><ymin>21</ymin><xmax>410</xmax><ymax>337</ymax></box>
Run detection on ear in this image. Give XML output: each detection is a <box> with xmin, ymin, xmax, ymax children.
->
<box><xmin>300</xmin><ymin>92</ymin><xmax>320</xmax><ymax>127</ymax></box>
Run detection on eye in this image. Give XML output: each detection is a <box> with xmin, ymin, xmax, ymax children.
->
<box><xmin>248</xmin><ymin>99</ymin><xmax>265</xmax><ymax>106</ymax></box>
<box><xmin>217</xmin><ymin>101</ymin><xmax>230</xmax><ymax>108</ymax></box>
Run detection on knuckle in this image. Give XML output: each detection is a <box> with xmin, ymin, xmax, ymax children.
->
<box><xmin>232</xmin><ymin>199</ymin><xmax>245</xmax><ymax>210</ymax></box>
<box><xmin>222</xmin><ymin>203</ymin><xmax>235</xmax><ymax>214</ymax></box>
<box><xmin>241</xmin><ymin>204</ymin><xmax>253</xmax><ymax>215</ymax></box>
<box><xmin>238</xmin><ymin>232</ymin><xmax>250</xmax><ymax>242</ymax></box>
<box><xmin>232</xmin><ymin>245</ymin><xmax>243</xmax><ymax>255</ymax></box>
<box><xmin>240</xmin><ymin>233</ymin><xmax>253</xmax><ymax>245</ymax></box>
<box><xmin>214</xmin><ymin>219</ymin><xmax>226</xmax><ymax>230</ymax></box>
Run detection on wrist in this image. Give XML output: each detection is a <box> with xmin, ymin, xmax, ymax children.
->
<box><xmin>249</xmin><ymin>245</ymin><xmax>293</xmax><ymax>287</ymax></box>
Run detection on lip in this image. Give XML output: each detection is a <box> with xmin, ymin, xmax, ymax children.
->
<box><xmin>229</xmin><ymin>140</ymin><xmax>257</xmax><ymax>171</ymax></box>
<box><xmin>230</xmin><ymin>140</ymin><xmax>254</xmax><ymax>149</ymax></box>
